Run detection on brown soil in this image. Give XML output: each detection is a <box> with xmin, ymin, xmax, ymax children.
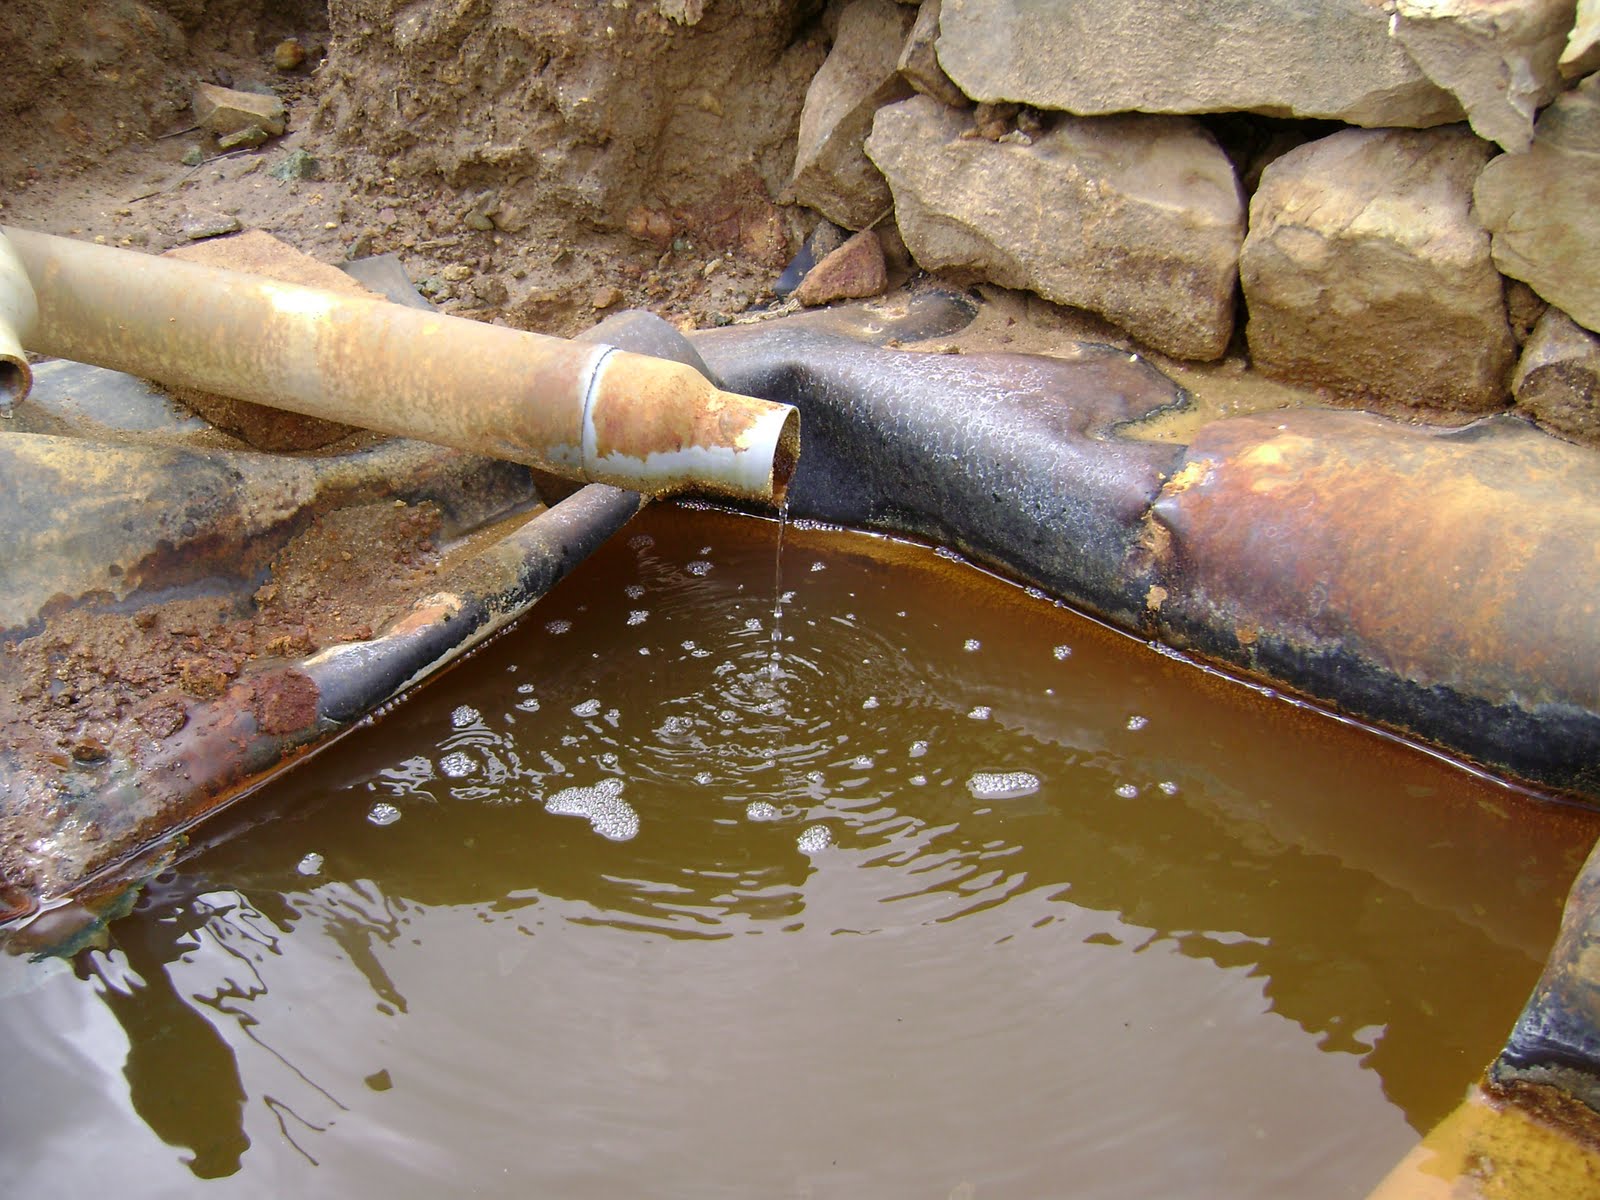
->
<box><xmin>0</xmin><ymin>499</ymin><xmax>442</xmax><ymax>762</ymax></box>
<box><xmin>1</xmin><ymin>0</ymin><xmax>826</xmax><ymax>337</ymax></box>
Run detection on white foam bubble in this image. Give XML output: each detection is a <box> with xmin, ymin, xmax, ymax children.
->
<box><xmin>572</xmin><ymin>698</ymin><xmax>602</xmax><ymax>718</ymax></box>
<box><xmin>797</xmin><ymin>825</ymin><xmax>833</xmax><ymax>853</ymax></box>
<box><xmin>1115</xmin><ymin>783</ymin><xmax>1140</xmax><ymax>799</ymax></box>
<box><xmin>910</xmin><ymin>774</ymin><xmax>927</xmax><ymax>786</ymax></box>
<box><xmin>625</xmin><ymin>584</ymin><xmax>646</xmax><ymax>599</ymax></box>
<box><xmin>296</xmin><ymin>852</ymin><xmax>324</xmax><ymax>876</ymax></box>
<box><xmin>744</xmin><ymin>617</ymin><xmax>763</xmax><ymax>632</ymax></box>
<box><xmin>543</xmin><ymin>778</ymin><xmax>638</xmax><ymax>841</ymax></box>
<box><xmin>367</xmin><ymin>802</ymin><xmax>402</xmax><ymax>826</ymax></box>
<box><xmin>451</xmin><ymin>705</ymin><xmax>481</xmax><ymax>729</ymax></box>
<box><xmin>963</xmin><ymin>638</ymin><xmax>981</xmax><ymax>652</ymax></box>
<box><xmin>545</xmin><ymin>619</ymin><xmax>573</xmax><ymax>635</ymax></box>
<box><xmin>1158</xmin><ymin>780</ymin><xmax>1180</xmax><ymax>796</ymax></box>
<box><xmin>852</xmin><ymin>755</ymin><xmax>874</xmax><ymax>769</ymax></box>
<box><xmin>909</xmin><ymin>740</ymin><xmax>929</xmax><ymax>758</ymax></box>
<box><xmin>693</xmin><ymin>771</ymin><xmax>714</xmax><ymax>785</ymax></box>
<box><xmin>745</xmin><ymin>801</ymin><xmax>781</xmax><ymax>822</ymax></box>
<box><xmin>966</xmin><ymin>771</ymin><xmax>1041</xmax><ymax>800</ymax></box>
<box><xmin>1127</xmin><ymin>715</ymin><xmax>1149</xmax><ymax>731</ymax></box>
<box><xmin>862</xmin><ymin>696</ymin><xmax>879</xmax><ymax>710</ymax></box>
<box><xmin>660</xmin><ymin>715</ymin><xmax>694</xmax><ymax>736</ymax></box>
<box><xmin>809</xmin><ymin>561</ymin><xmax>825</xmax><ymax>572</ymax></box>
<box><xmin>687</xmin><ymin>561</ymin><xmax>713</xmax><ymax>576</ymax></box>
<box><xmin>627</xmin><ymin>610</ymin><xmax>649</xmax><ymax>626</ymax></box>
<box><xmin>440</xmin><ymin>751</ymin><xmax>476</xmax><ymax>778</ymax></box>
<box><xmin>968</xmin><ymin>706</ymin><xmax>992</xmax><ymax>720</ymax></box>
<box><xmin>1052</xmin><ymin>645</ymin><xmax>1072</xmax><ymax>660</ymax></box>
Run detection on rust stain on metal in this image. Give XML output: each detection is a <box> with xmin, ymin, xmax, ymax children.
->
<box><xmin>1152</xmin><ymin>410</ymin><xmax>1600</xmax><ymax>710</ymax></box>
<box><xmin>250</xmin><ymin>668</ymin><xmax>320</xmax><ymax>735</ymax></box>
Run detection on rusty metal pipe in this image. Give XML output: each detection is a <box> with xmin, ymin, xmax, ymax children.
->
<box><xmin>0</xmin><ymin>230</ymin><xmax>37</xmax><ymax>409</ymax></box>
<box><xmin>3</xmin><ymin>226</ymin><xmax>798</xmax><ymax>505</ymax></box>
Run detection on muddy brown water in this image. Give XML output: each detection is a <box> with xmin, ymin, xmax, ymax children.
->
<box><xmin>3</xmin><ymin>503</ymin><xmax>1597</xmax><ymax>1198</ymax></box>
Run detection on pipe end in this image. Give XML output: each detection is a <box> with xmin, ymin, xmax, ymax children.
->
<box><xmin>770</xmin><ymin>405</ymin><xmax>800</xmax><ymax>508</ymax></box>
<box><xmin>0</xmin><ymin>355</ymin><xmax>30</xmax><ymax>412</ymax></box>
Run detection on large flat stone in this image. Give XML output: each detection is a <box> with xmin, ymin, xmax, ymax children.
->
<box><xmin>1394</xmin><ymin>0</ymin><xmax>1577</xmax><ymax>153</ymax></box>
<box><xmin>787</xmin><ymin>0</ymin><xmax>915</xmax><ymax>230</ymax></box>
<box><xmin>934</xmin><ymin>0</ymin><xmax>1463</xmax><ymax>127</ymax></box>
<box><xmin>1476</xmin><ymin>73</ymin><xmax>1600</xmax><ymax>332</ymax></box>
<box><xmin>866</xmin><ymin>96</ymin><xmax>1244</xmax><ymax>360</ymax></box>
<box><xmin>1242</xmin><ymin>126</ymin><xmax>1512</xmax><ymax>411</ymax></box>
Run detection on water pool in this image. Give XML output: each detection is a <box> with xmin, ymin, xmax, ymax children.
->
<box><xmin>3</xmin><ymin>503</ymin><xmax>1595</xmax><ymax>1198</ymax></box>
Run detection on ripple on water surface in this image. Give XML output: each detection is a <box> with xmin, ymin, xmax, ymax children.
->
<box><xmin>6</xmin><ymin>504</ymin><xmax>1598</xmax><ymax>1200</ymax></box>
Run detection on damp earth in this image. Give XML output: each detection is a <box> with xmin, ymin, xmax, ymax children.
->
<box><xmin>2</xmin><ymin>504</ymin><xmax>1596</xmax><ymax>1197</ymax></box>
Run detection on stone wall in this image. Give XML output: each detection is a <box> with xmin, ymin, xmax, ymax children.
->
<box><xmin>789</xmin><ymin>0</ymin><xmax>1600</xmax><ymax>444</ymax></box>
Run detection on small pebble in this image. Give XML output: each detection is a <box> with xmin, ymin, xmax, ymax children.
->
<box><xmin>273</xmin><ymin>38</ymin><xmax>307</xmax><ymax>71</ymax></box>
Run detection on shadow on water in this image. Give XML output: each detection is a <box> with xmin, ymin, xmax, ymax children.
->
<box><xmin>5</xmin><ymin>504</ymin><xmax>1597</xmax><ymax>1197</ymax></box>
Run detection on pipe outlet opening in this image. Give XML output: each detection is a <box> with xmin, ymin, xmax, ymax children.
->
<box><xmin>0</xmin><ymin>357</ymin><xmax>29</xmax><ymax>410</ymax></box>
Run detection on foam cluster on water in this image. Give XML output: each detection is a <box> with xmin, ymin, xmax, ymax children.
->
<box><xmin>797</xmin><ymin>824</ymin><xmax>833</xmax><ymax>853</ymax></box>
<box><xmin>966</xmin><ymin>771</ymin><xmax>1041</xmax><ymax>800</ymax></box>
<box><xmin>543</xmin><ymin>778</ymin><xmax>639</xmax><ymax>842</ymax></box>
<box><xmin>440</xmin><ymin>751</ymin><xmax>476</xmax><ymax>778</ymax></box>
<box><xmin>745</xmin><ymin>801</ymin><xmax>781</xmax><ymax>822</ymax></box>
<box><xmin>368</xmin><ymin>802</ymin><xmax>402</xmax><ymax>826</ymax></box>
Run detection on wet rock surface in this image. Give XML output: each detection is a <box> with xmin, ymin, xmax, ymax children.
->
<box><xmin>1241</xmin><ymin>125</ymin><xmax>1513</xmax><ymax>412</ymax></box>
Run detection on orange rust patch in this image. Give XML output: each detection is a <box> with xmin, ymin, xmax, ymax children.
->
<box><xmin>250</xmin><ymin>668</ymin><xmax>320</xmax><ymax>736</ymax></box>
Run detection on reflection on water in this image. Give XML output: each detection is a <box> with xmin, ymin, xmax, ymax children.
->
<box><xmin>3</xmin><ymin>504</ymin><xmax>1597</xmax><ymax>1198</ymax></box>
